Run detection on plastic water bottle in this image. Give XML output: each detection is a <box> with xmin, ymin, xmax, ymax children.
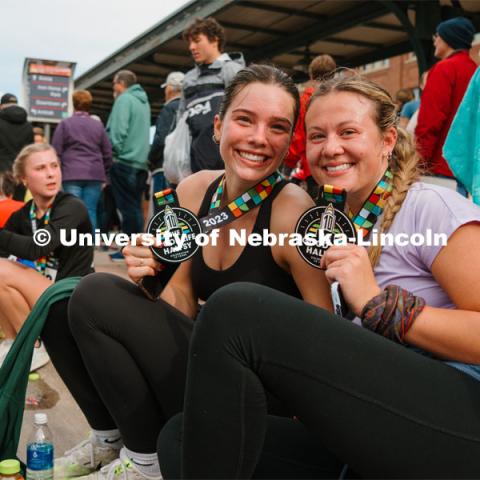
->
<box><xmin>26</xmin><ymin>413</ymin><xmax>54</xmax><ymax>480</ymax></box>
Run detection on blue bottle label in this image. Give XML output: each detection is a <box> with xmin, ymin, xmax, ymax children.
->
<box><xmin>27</xmin><ymin>442</ymin><xmax>54</xmax><ymax>470</ymax></box>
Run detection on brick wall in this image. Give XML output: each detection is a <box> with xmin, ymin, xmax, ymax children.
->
<box><xmin>359</xmin><ymin>42</ymin><xmax>480</xmax><ymax>97</ymax></box>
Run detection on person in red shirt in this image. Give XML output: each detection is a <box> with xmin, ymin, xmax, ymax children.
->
<box><xmin>0</xmin><ymin>171</ymin><xmax>24</xmax><ymax>228</ymax></box>
<box><xmin>415</xmin><ymin>16</ymin><xmax>477</xmax><ymax>194</ymax></box>
<box><xmin>285</xmin><ymin>54</ymin><xmax>336</xmax><ymax>195</ymax></box>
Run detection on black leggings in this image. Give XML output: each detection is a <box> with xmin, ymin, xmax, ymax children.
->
<box><xmin>161</xmin><ymin>282</ymin><xmax>480</xmax><ymax>479</ymax></box>
<box><xmin>41</xmin><ymin>298</ymin><xmax>116</xmax><ymax>430</ymax></box>
<box><xmin>159</xmin><ymin>413</ymin><xmax>345</xmax><ymax>479</ymax></box>
<box><xmin>43</xmin><ymin>273</ymin><xmax>193</xmax><ymax>452</ymax></box>
<box><xmin>43</xmin><ymin>274</ymin><xmax>290</xmax><ymax>453</ymax></box>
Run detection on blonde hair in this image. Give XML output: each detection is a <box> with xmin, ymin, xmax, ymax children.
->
<box><xmin>13</xmin><ymin>143</ymin><xmax>58</xmax><ymax>180</ymax></box>
<box><xmin>309</xmin><ymin>75</ymin><xmax>422</xmax><ymax>266</ymax></box>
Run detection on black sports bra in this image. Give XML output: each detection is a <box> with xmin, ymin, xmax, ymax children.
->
<box><xmin>191</xmin><ymin>175</ymin><xmax>302</xmax><ymax>302</ymax></box>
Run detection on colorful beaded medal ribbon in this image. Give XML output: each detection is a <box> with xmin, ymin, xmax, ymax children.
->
<box><xmin>200</xmin><ymin>171</ymin><xmax>282</xmax><ymax>231</ymax></box>
<box><xmin>153</xmin><ymin>188</ymin><xmax>179</xmax><ymax>208</ymax></box>
<box><xmin>348</xmin><ymin>168</ymin><xmax>393</xmax><ymax>239</ymax></box>
<box><xmin>151</xmin><ymin>172</ymin><xmax>281</xmax><ymax>235</ymax></box>
<box><xmin>209</xmin><ymin>171</ymin><xmax>282</xmax><ymax>214</ymax></box>
<box><xmin>29</xmin><ymin>202</ymin><xmax>52</xmax><ymax>275</ymax></box>
<box><xmin>318</xmin><ymin>168</ymin><xmax>393</xmax><ymax>240</ymax></box>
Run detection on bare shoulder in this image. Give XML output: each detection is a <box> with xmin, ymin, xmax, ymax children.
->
<box><xmin>270</xmin><ymin>182</ymin><xmax>315</xmax><ymax>233</ymax></box>
<box><xmin>176</xmin><ymin>170</ymin><xmax>224</xmax><ymax>214</ymax></box>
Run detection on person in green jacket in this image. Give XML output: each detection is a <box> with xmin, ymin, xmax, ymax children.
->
<box><xmin>107</xmin><ymin>70</ymin><xmax>150</xmax><ymax>257</ymax></box>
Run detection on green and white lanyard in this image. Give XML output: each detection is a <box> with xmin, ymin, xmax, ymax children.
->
<box><xmin>29</xmin><ymin>202</ymin><xmax>52</xmax><ymax>275</ymax></box>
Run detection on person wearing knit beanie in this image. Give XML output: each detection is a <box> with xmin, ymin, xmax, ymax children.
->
<box><xmin>415</xmin><ymin>15</ymin><xmax>477</xmax><ymax>186</ymax></box>
<box><xmin>435</xmin><ymin>17</ymin><xmax>475</xmax><ymax>57</ymax></box>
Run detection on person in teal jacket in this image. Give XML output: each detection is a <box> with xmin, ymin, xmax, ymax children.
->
<box><xmin>107</xmin><ymin>70</ymin><xmax>151</xmax><ymax>246</ymax></box>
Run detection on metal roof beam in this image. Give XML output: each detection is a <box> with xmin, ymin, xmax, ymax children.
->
<box><xmin>220</xmin><ymin>20</ymin><xmax>284</xmax><ymax>36</ymax></box>
<box><xmin>152</xmin><ymin>55</ymin><xmax>190</xmax><ymax>71</ymax></box>
<box><xmin>238</xmin><ymin>1</ymin><xmax>327</xmax><ymax>20</ymax></box>
<box><xmin>249</xmin><ymin>1</ymin><xmax>391</xmax><ymax>61</ymax></box>
<box><xmin>130</xmin><ymin>63</ymin><xmax>174</xmax><ymax>75</ymax></box>
<box><xmin>323</xmin><ymin>37</ymin><xmax>381</xmax><ymax>48</ymax></box>
<box><xmin>364</xmin><ymin>21</ymin><xmax>404</xmax><ymax>31</ymax></box>
<box><xmin>281</xmin><ymin>49</ymin><xmax>347</xmax><ymax>61</ymax></box>
<box><xmin>344</xmin><ymin>40</ymin><xmax>411</xmax><ymax>67</ymax></box>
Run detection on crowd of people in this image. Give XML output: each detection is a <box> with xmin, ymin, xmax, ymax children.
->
<box><xmin>1</xmin><ymin>12</ymin><xmax>480</xmax><ymax>480</ymax></box>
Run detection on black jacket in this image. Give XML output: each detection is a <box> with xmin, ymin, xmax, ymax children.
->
<box><xmin>148</xmin><ymin>97</ymin><xmax>180</xmax><ymax>171</ymax></box>
<box><xmin>0</xmin><ymin>106</ymin><xmax>34</xmax><ymax>172</ymax></box>
<box><xmin>0</xmin><ymin>192</ymin><xmax>94</xmax><ymax>280</ymax></box>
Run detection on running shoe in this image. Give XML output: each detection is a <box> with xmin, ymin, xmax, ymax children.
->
<box><xmin>55</xmin><ymin>434</ymin><xmax>121</xmax><ymax>478</ymax></box>
<box><xmin>76</xmin><ymin>449</ymin><xmax>162</xmax><ymax>480</ymax></box>
<box><xmin>30</xmin><ymin>340</ymin><xmax>50</xmax><ymax>371</ymax></box>
<box><xmin>0</xmin><ymin>339</ymin><xmax>13</xmax><ymax>368</ymax></box>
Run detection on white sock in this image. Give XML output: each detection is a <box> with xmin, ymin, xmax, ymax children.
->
<box><xmin>92</xmin><ymin>429</ymin><xmax>123</xmax><ymax>449</ymax></box>
<box><xmin>123</xmin><ymin>446</ymin><xmax>161</xmax><ymax>478</ymax></box>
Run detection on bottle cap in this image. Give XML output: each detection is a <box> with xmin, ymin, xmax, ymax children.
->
<box><xmin>34</xmin><ymin>412</ymin><xmax>47</xmax><ymax>424</ymax></box>
<box><xmin>0</xmin><ymin>459</ymin><xmax>21</xmax><ymax>475</ymax></box>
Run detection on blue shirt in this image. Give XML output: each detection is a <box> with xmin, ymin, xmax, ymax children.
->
<box><xmin>400</xmin><ymin>99</ymin><xmax>420</xmax><ymax>119</ymax></box>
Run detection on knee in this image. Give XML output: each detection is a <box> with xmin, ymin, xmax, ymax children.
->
<box><xmin>0</xmin><ymin>258</ymin><xmax>22</xmax><ymax>288</ymax></box>
<box><xmin>68</xmin><ymin>272</ymin><xmax>119</xmax><ymax>333</ymax></box>
<box><xmin>193</xmin><ymin>283</ymin><xmax>272</xmax><ymax>349</ymax></box>
<box><xmin>0</xmin><ymin>259</ymin><xmax>10</xmax><ymax>287</ymax></box>
<box><xmin>157</xmin><ymin>413</ymin><xmax>183</xmax><ymax>480</ymax></box>
<box><xmin>199</xmin><ymin>282</ymin><xmax>269</xmax><ymax>331</ymax></box>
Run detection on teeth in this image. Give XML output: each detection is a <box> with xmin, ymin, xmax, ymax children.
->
<box><xmin>326</xmin><ymin>164</ymin><xmax>352</xmax><ymax>172</ymax></box>
<box><xmin>239</xmin><ymin>151</ymin><xmax>266</xmax><ymax>163</ymax></box>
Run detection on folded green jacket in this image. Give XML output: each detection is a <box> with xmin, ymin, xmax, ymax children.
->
<box><xmin>0</xmin><ymin>277</ymin><xmax>80</xmax><ymax>459</ymax></box>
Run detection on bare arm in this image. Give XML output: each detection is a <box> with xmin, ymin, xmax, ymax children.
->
<box><xmin>270</xmin><ymin>183</ymin><xmax>333</xmax><ymax>311</ymax></box>
<box><xmin>160</xmin><ymin>260</ymin><xmax>198</xmax><ymax>318</ymax></box>
<box><xmin>405</xmin><ymin>223</ymin><xmax>480</xmax><ymax>363</ymax></box>
<box><xmin>322</xmin><ymin>223</ymin><xmax>480</xmax><ymax>363</ymax></box>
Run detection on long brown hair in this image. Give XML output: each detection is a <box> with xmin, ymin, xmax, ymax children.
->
<box><xmin>308</xmin><ymin>75</ymin><xmax>422</xmax><ymax>266</ymax></box>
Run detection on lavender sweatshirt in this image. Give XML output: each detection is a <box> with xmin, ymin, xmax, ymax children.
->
<box><xmin>52</xmin><ymin>111</ymin><xmax>112</xmax><ymax>182</ymax></box>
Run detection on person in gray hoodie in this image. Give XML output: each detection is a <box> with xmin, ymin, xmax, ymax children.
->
<box><xmin>107</xmin><ymin>70</ymin><xmax>150</xmax><ymax>244</ymax></box>
<box><xmin>179</xmin><ymin>17</ymin><xmax>245</xmax><ymax>173</ymax></box>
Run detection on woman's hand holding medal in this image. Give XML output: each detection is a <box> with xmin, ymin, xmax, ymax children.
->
<box><xmin>320</xmin><ymin>244</ymin><xmax>381</xmax><ymax>316</ymax></box>
<box><xmin>124</xmin><ymin>235</ymin><xmax>165</xmax><ymax>285</ymax></box>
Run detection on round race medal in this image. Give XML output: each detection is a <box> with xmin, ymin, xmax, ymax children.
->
<box><xmin>146</xmin><ymin>205</ymin><xmax>202</xmax><ymax>263</ymax></box>
<box><xmin>295</xmin><ymin>204</ymin><xmax>357</xmax><ymax>268</ymax></box>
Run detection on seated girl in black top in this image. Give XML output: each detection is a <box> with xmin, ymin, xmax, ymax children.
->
<box><xmin>0</xmin><ymin>143</ymin><xmax>93</xmax><ymax>370</ymax></box>
<box><xmin>51</xmin><ymin>65</ymin><xmax>333</xmax><ymax>480</ymax></box>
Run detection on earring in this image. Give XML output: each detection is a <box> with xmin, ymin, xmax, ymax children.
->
<box><xmin>212</xmin><ymin>135</ymin><xmax>219</xmax><ymax>145</ymax></box>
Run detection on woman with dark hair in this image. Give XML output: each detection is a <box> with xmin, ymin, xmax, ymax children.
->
<box><xmin>52</xmin><ymin>90</ymin><xmax>112</xmax><ymax>231</ymax></box>
<box><xmin>159</xmin><ymin>75</ymin><xmax>480</xmax><ymax>479</ymax></box>
<box><xmin>50</xmin><ymin>65</ymin><xmax>333</xmax><ymax>480</ymax></box>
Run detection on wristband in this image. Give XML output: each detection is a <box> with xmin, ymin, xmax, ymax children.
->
<box><xmin>360</xmin><ymin>285</ymin><xmax>425</xmax><ymax>344</ymax></box>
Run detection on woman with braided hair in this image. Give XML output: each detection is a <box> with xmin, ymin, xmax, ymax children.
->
<box><xmin>158</xmin><ymin>76</ymin><xmax>480</xmax><ymax>479</ymax></box>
